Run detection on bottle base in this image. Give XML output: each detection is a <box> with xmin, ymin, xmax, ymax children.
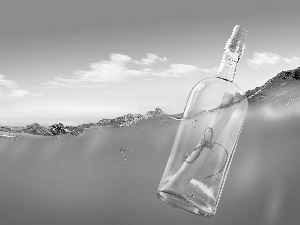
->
<box><xmin>157</xmin><ymin>190</ymin><xmax>215</xmax><ymax>217</ymax></box>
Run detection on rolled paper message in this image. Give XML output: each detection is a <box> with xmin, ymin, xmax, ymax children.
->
<box><xmin>185</xmin><ymin>128</ymin><xmax>214</xmax><ymax>164</ymax></box>
<box><xmin>161</xmin><ymin>128</ymin><xmax>214</xmax><ymax>193</ymax></box>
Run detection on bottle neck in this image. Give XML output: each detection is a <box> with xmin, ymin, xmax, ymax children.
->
<box><xmin>216</xmin><ymin>50</ymin><xmax>241</xmax><ymax>82</ymax></box>
<box><xmin>216</xmin><ymin>25</ymin><xmax>246</xmax><ymax>82</ymax></box>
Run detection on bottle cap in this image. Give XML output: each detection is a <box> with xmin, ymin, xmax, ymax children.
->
<box><xmin>231</xmin><ymin>25</ymin><xmax>247</xmax><ymax>43</ymax></box>
<box><xmin>225</xmin><ymin>25</ymin><xmax>248</xmax><ymax>55</ymax></box>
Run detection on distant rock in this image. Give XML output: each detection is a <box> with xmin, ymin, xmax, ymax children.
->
<box><xmin>114</xmin><ymin>113</ymin><xmax>145</xmax><ymax>127</ymax></box>
<box><xmin>97</xmin><ymin>107</ymin><xmax>167</xmax><ymax>127</ymax></box>
<box><xmin>0</xmin><ymin>126</ymin><xmax>13</xmax><ymax>133</ymax></box>
<box><xmin>23</xmin><ymin>123</ymin><xmax>53</xmax><ymax>136</ymax></box>
<box><xmin>48</xmin><ymin>123</ymin><xmax>68</xmax><ymax>136</ymax></box>
<box><xmin>97</xmin><ymin>119</ymin><xmax>115</xmax><ymax>127</ymax></box>
<box><xmin>3</xmin><ymin>123</ymin><xmax>53</xmax><ymax>136</ymax></box>
<box><xmin>145</xmin><ymin>107</ymin><xmax>166</xmax><ymax>117</ymax></box>
<box><xmin>48</xmin><ymin>123</ymin><xmax>97</xmax><ymax>136</ymax></box>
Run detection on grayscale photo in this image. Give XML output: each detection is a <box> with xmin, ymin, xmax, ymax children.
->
<box><xmin>0</xmin><ymin>0</ymin><xmax>299</xmax><ymax>224</ymax></box>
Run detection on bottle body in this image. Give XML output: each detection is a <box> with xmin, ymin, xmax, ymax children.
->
<box><xmin>157</xmin><ymin>77</ymin><xmax>248</xmax><ymax>217</ymax></box>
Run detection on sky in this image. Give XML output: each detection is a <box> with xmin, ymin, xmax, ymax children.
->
<box><xmin>1</xmin><ymin>0</ymin><xmax>300</xmax><ymax>126</ymax></box>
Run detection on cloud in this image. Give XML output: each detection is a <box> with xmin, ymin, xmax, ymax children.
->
<box><xmin>282</xmin><ymin>57</ymin><xmax>300</xmax><ymax>64</ymax></box>
<box><xmin>247</xmin><ymin>52</ymin><xmax>300</xmax><ymax>69</ymax></box>
<box><xmin>8</xmin><ymin>90</ymin><xmax>43</xmax><ymax>98</ymax></box>
<box><xmin>8</xmin><ymin>90</ymin><xmax>30</xmax><ymax>98</ymax></box>
<box><xmin>138</xmin><ymin>53</ymin><xmax>168</xmax><ymax>66</ymax></box>
<box><xmin>166</xmin><ymin>64</ymin><xmax>218</xmax><ymax>77</ymax></box>
<box><xmin>41</xmin><ymin>53</ymin><xmax>217</xmax><ymax>88</ymax></box>
<box><xmin>0</xmin><ymin>74</ymin><xmax>18</xmax><ymax>89</ymax></box>
<box><xmin>0</xmin><ymin>73</ymin><xmax>42</xmax><ymax>98</ymax></box>
<box><xmin>147</xmin><ymin>64</ymin><xmax>217</xmax><ymax>78</ymax></box>
<box><xmin>166</xmin><ymin>64</ymin><xmax>199</xmax><ymax>77</ymax></box>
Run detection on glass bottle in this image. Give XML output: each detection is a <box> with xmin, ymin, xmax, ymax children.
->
<box><xmin>157</xmin><ymin>25</ymin><xmax>248</xmax><ymax>217</ymax></box>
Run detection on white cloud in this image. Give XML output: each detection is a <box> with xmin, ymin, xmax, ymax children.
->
<box><xmin>166</xmin><ymin>64</ymin><xmax>218</xmax><ymax>77</ymax></box>
<box><xmin>8</xmin><ymin>90</ymin><xmax>43</xmax><ymax>98</ymax></box>
<box><xmin>247</xmin><ymin>52</ymin><xmax>300</xmax><ymax>69</ymax></box>
<box><xmin>41</xmin><ymin>53</ymin><xmax>217</xmax><ymax>88</ymax></box>
<box><xmin>166</xmin><ymin>64</ymin><xmax>199</xmax><ymax>77</ymax></box>
<box><xmin>8</xmin><ymin>90</ymin><xmax>29</xmax><ymax>98</ymax></box>
<box><xmin>138</xmin><ymin>53</ymin><xmax>168</xmax><ymax>66</ymax></box>
<box><xmin>0</xmin><ymin>74</ymin><xmax>42</xmax><ymax>98</ymax></box>
<box><xmin>0</xmin><ymin>74</ymin><xmax>18</xmax><ymax>89</ymax></box>
<box><xmin>109</xmin><ymin>53</ymin><xmax>133</xmax><ymax>65</ymax></box>
<box><xmin>282</xmin><ymin>57</ymin><xmax>300</xmax><ymax>64</ymax></box>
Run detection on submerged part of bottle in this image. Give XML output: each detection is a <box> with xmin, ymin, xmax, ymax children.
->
<box><xmin>157</xmin><ymin>25</ymin><xmax>248</xmax><ymax>217</ymax></box>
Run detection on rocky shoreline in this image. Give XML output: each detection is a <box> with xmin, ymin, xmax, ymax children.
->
<box><xmin>0</xmin><ymin>107</ymin><xmax>167</xmax><ymax>137</ymax></box>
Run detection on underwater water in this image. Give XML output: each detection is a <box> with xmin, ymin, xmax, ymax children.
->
<box><xmin>0</xmin><ymin>77</ymin><xmax>300</xmax><ymax>224</ymax></box>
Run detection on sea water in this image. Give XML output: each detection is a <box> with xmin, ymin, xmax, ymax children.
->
<box><xmin>0</xmin><ymin>81</ymin><xmax>300</xmax><ymax>225</ymax></box>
